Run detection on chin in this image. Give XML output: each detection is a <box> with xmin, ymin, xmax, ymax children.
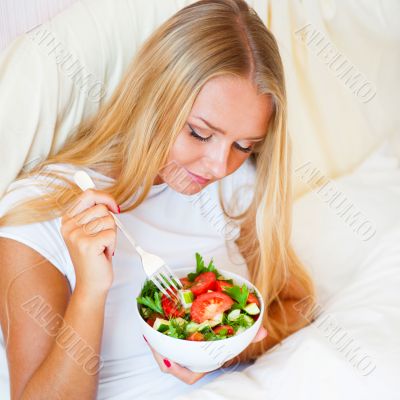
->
<box><xmin>158</xmin><ymin>161</ymin><xmax>212</xmax><ymax>195</ymax></box>
<box><xmin>168</xmin><ymin>178</ymin><xmax>208</xmax><ymax>195</ymax></box>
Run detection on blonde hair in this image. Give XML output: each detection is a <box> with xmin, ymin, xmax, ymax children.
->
<box><xmin>0</xmin><ymin>0</ymin><xmax>316</xmax><ymax>361</ymax></box>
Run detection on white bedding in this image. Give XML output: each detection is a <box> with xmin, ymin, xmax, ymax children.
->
<box><xmin>1</xmin><ymin>1</ymin><xmax>399</xmax><ymax>398</ymax></box>
<box><xmin>1</xmin><ymin>141</ymin><xmax>398</xmax><ymax>400</ymax></box>
<box><xmin>174</xmin><ymin>141</ymin><xmax>400</xmax><ymax>399</ymax></box>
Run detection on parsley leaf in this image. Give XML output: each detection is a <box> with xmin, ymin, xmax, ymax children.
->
<box><xmin>223</xmin><ymin>284</ymin><xmax>249</xmax><ymax>309</ymax></box>
<box><xmin>229</xmin><ymin>314</ymin><xmax>254</xmax><ymax>331</ymax></box>
<box><xmin>200</xmin><ymin>326</ymin><xmax>228</xmax><ymax>341</ymax></box>
<box><xmin>187</xmin><ymin>252</ymin><xmax>222</xmax><ymax>282</ymax></box>
<box><xmin>137</xmin><ymin>291</ymin><xmax>164</xmax><ymax>315</ymax></box>
<box><xmin>166</xmin><ymin>319</ymin><xmax>187</xmax><ymax>339</ymax></box>
<box><xmin>140</xmin><ymin>279</ymin><xmax>158</xmax><ymax>298</ymax></box>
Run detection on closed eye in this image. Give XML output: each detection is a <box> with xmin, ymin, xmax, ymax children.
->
<box><xmin>233</xmin><ymin>142</ymin><xmax>253</xmax><ymax>153</ymax></box>
<box><xmin>188</xmin><ymin>125</ymin><xmax>212</xmax><ymax>142</ymax></box>
<box><xmin>188</xmin><ymin>124</ymin><xmax>253</xmax><ymax>153</ymax></box>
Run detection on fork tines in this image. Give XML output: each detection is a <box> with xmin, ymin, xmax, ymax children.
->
<box><xmin>151</xmin><ymin>265</ymin><xmax>183</xmax><ymax>302</ymax></box>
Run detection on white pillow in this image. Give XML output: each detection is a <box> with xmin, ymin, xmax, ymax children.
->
<box><xmin>292</xmin><ymin>139</ymin><xmax>400</xmax><ymax>305</ymax></box>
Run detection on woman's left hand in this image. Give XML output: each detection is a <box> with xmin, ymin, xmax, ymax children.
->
<box><xmin>143</xmin><ymin>325</ymin><xmax>268</xmax><ymax>385</ymax></box>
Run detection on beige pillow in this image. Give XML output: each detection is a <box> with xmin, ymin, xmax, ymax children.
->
<box><xmin>0</xmin><ymin>0</ymin><xmax>398</xmax><ymax>198</ymax></box>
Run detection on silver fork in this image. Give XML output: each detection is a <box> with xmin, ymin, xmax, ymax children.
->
<box><xmin>73</xmin><ymin>170</ymin><xmax>183</xmax><ymax>301</ymax></box>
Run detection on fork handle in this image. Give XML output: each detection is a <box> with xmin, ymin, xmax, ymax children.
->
<box><xmin>109</xmin><ymin>213</ymin><xmax>139</xmax><ymax>250</ymax></box>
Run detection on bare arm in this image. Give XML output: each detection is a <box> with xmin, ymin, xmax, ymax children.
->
<box><xmin>0</xmin><ymin>238</ymin><xmax>108</xmax><ymax>400</ymax></box>
<box><xmin>0</xmin><ymin>188</ymin><xmax>120</xmax><ymax>399</ymax></box>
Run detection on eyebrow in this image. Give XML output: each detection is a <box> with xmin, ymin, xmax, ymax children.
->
<box><xmin>193</xmin><ymin>116</ymin><xmax>266</xmax><ymax>141</ymax></box>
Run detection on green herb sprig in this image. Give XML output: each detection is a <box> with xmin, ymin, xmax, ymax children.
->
<box><xmin>187</xmin><ymin>252</ymin><xmax>222</xmax><ymax>282</ymax></box>
<box><xmin>136</xmin><ymin>291</ymin><xmax>164</xmax><ymax>315</ymax></box>
<box><xmin>223</xmin><ymin>284</ymin><xmax>249</xmax><ymax>309</ymax></box>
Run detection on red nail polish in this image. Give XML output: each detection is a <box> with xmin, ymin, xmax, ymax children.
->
<box><xmin>143</xmin><ymin>335</ymin><xmax>148</xmax><ymax>343</ymax></box>
<box><xmin>117</xmin><ymin>205</ymin><xmax>121</xmax><ymax>214</ymax></box>
<box><xmin>163</xmin><ymin>359</ymin><xmax>171</xmax><ymax>368</ymax></box>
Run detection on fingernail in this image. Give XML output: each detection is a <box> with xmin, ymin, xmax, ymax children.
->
<box><xmin>163</xmin><ymin>358</ymin><xmax>171</xmax><ymax>368</ymax></box>
<box><xmin>112</xmin><ymin>251</ymin><xmax>115</xmax><ymax>256</ymax></box>
<box><xmin>143</xmin><ymin>335</ymin><xmax>148</xmax><ymax>343</ymax></box>
<box><xmin>117</xmin><ymin>205</ymin><xmax>121</xmax><ymax>214</ymax></box>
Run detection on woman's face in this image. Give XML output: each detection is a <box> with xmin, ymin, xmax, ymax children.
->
<box><xmin>156</xmin><ymin>75</ymin><xmax>273</xmax><ymax>195</ymax></box>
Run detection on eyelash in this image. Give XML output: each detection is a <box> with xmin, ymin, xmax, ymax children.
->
<box><xmin>188</xmin><ymin>125</ymin><xmax>253</xmax><ymax>153</ymax></box>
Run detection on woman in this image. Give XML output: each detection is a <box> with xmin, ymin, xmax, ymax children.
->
<box><xmin>0</xmin><ymin>0</ymin><xmax>316</xmax><ymax>398</ymax></box>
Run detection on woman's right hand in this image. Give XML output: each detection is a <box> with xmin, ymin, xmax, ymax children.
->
<box><xmin>60</xmin><ymin>188</ymin><xmax>120</xmax><ymax>294</ymax></box>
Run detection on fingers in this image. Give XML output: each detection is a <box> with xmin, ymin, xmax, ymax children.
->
<box><xmin>74</xmin><ymin>204</ymin><xmax>112</xmax><ymax>225</ymax></box>
<box><xmin>65</xmin><ymin>188</ymin><xmax>119</xmax><ymax>218</ymax></box>
<box><xmin>251</xmin><ymin>326</ymin><xmax>268</xmax><ymax>343</ymax></box>
<box><xmin>64</xmin><ymin>206</ymin><xmax>116</xmax><ymax>239</ymax></box>
<box><xmin>143</xmin><ymin>336</ymin><xmax>206</xmax><ymax>385</ymax></box>
<box><xmin>63</xmin><ymin>203</ymin><xmax>116</xmax><ymax>240</ymax></box>
<box><xmin>63</xmin><ymin>212</ymin><xmax>117</xmax><ymax>263</ymax></box>
<box><xmin>163</xmin><ymin>360</ymin><xmax>206</xmax><ymax>385</ymax></box>
<box><xmin>221</xmin><ymin>355</ymin><xmax>240</xmax><ymax>369</ymax></box>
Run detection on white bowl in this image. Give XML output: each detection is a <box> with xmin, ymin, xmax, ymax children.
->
<box><xmin>135</xmin><ymin>267</ymin><xmax>264</xmax><ymax>372</ymax></box>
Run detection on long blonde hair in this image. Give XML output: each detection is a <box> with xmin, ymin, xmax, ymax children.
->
<box><xmin>0</xmin><ymin>0</ymin><xmax>315</xmax><ymax>361</ymax></box>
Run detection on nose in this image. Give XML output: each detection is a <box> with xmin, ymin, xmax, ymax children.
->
<box><xmin>204</xmin><ymin>142</ymin><xmax>230</xmax><ymax>180</ymax></box>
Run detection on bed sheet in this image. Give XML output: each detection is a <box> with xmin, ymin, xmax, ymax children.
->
<box><xmin>174</xmin><ymin>141</ymin><xmax>400</xmax><ymax>400</ymax></box>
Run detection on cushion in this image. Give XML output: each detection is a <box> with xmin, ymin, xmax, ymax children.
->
<box><xmin>0</xmin><ymin>0</ymin><xmax>398</xmax><ymax>198</ymax></box>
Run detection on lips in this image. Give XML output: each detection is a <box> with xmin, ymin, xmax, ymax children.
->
<box><xmin>187</xmin><ymin>170</ymin><xmax>210</xmax><ymax>185</ymax></box>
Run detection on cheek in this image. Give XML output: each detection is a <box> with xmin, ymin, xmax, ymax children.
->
<box><xmin>224</xmin><ymin>155</ymin><xmax>249</xmax><ymax>179</ymax></box>
<box><xmin>166</xmin><ymin>131</ymin><xmax>251</xmax><ymax>181</ymax></box>
<box><xmin>168</xmin><ymin>132</ymin><xmax>203</xmax><ymax>165</ymax></box>
<box><xmin>159</xmin><ymin>132</ymin><xmax>207</xmax><ymax>195</ymax></box>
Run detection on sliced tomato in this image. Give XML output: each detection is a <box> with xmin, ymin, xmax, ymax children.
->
<box><xmin>180</xmin><ymin>277</ymin><xmax>193</xmax><ymax>289</ymax></box>
<box><xmin>215</xmin><ymin>280</ymin><xmax>233</xmax><ymax>292</ymax></box>
<box><xmin>146</xmin><ymin>318</ymin><xmax>156</xmax><ymax>327</ymax></box>
<box><xmin>187</xmin><ymin>332</ymin><xmax>204</xmax><ymax>341</ymax></box>
<box><xmin>161</xmin><ymin>294</ymin><xmax>185</xmax><ymax>318</ymax></box>
<box><xmin>190</xmin><ymin>292</ymin><xmax>234</xmax><ymax>323</ymax></box>
<box><xmin>190</xmin><ymin>272</ymin><xmax>217</xmax><ymax>296</ymax></box>
<box><xmin>213</xmin><ymin>325</ymin><xmax>234</xmax><ymax>335</ymax></box>
<box><xmin>247</xmin><ymin>293</ymin><xmax>260</xmax><ymax>307</ymax></box>
<box><xmin>146</xmin><ymin>312</ymin><xmax>164</xmax><ymax>327</ymax></box>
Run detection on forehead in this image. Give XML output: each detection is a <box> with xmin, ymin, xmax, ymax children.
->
<box><xmin>190</xmin><ymin>75</ymin><xmax>273</xmax><ymax>139</ymax></box>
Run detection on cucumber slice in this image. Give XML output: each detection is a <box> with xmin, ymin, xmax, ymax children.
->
<box><xmin>153</xmin><ymin>318</ymin><xmax>170</xmax><ymax>332</ymax></box>
<box><xmin>174</xmin><ymin>317</ymin><xmax>187</xmax><ymax>327</ymax></box>
<box><xmin>178</xmin><ymin>289</ymin><xmax>194</xmax><ymax>309</ymax></box>
<box><xmin>235</xmin><ymin>326</ymin><xmax>247</xmax><ymax>335</ymax></box>
<box><xmin>242</xmin><ymin>314</ymin><xmax>255</xmax><ymax>327</ymax></box>
<box><xmin>243</xmin><ymin>303</ymin><xmax>260</xmax><ymax>315</ymax></box>
<box><xmin>197</xmin><ymin>321</ymin><xmax>212</xmax><ymax>332</ymax></box>
<box><xmin>185</xmin><ymin>322</ymin><xmax>200</xmax><ymax>333</ymax></box>
<box><xmin>185</xmin><ymin>315</ymin><xmax>224</xmax><ymax>332</ymax></box>
<box><xmin>227</xmin><ymin>309</ymin><xmax>241</xmax><ymax>321</ymax></box>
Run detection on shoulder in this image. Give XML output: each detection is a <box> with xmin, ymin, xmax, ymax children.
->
<box><xmin>1</xmin><ymin>163</ymin><xmax>113</xmax><ymax>212</ymax></box>
<box><xmin>0</xmin><ymin>164</ymin><xmax>77</xmax><ymax>290</ymax></box>
<box><xmin>0</xmin><ymin>163</ymin><xmax>67</xmax><ymax>216</ymax></box>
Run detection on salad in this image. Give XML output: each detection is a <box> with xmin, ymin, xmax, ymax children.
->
<box><xmin>136</xmin><ymin>252</ymin><xmax>261</xmax><ymax>341</ymax></box>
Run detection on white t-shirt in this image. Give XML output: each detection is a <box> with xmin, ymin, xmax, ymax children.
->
<box><xmin>0</xmin><ymin>159</ymin><xmax>256</xmax><ymax>400</ymax></box>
